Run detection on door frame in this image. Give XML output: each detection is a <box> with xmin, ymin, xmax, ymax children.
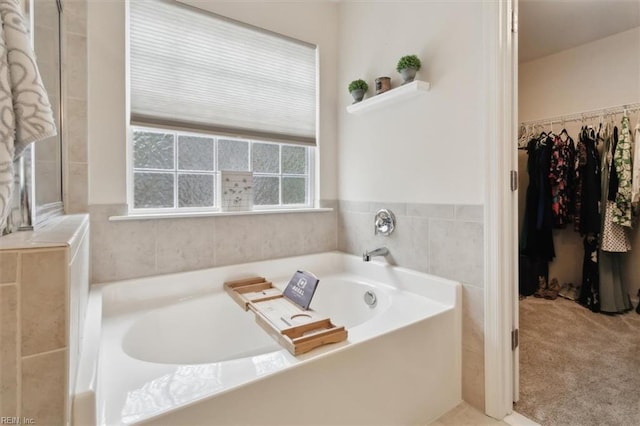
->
<box><xmin>482</xmin><ymin>0</ymin><xmax>519</xmax><ymax>419</ymax></box>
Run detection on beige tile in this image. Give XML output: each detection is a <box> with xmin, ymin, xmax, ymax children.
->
<box><xmin>429</xmin><ymin>220</ymin><xmax>484</xmax><ymax>287</ymax></box>
<box><xmin>462</xmin><ymin>284</ymin><xmax>484</xmax><ymax>355</ymax></box>
<box><xmin>261</xmin><ymin>214</ymin><xmax>305</xmax><ymax>259</ymax></box>
<box><xmin>462</xmin><ymin>346</ymin><xmax>486</xmax><ymax>412</ymax></box>
<box><xmin>22</xmin><ymin>350</ymin><xmax>66</xmax><ymax>425</ymax></box>
<box><xmin>302</xmin><ymin>211</ymin><xmax>338</xmax><ymax>253</ymax></box>
<box><xmin>406</xmin><ymin>203</ymin><xmax>455</xmax><ymax>219</ymax></box>
<box><xmin>35</xmin><ymin>159</ymin><xmax>61</xmax><ymax>206</ymax></box>
<box><xmin>213</xmin><ymin>216</ymin><xmax>264</xmax><ymax>266</ymax></box>
<box><xmin>393</xmin><ymin>215</ymin><xmax>430</xmax><ymax>273</ymax></box>
<box><xmin>0</xmin><ymin>251</ymin><xmax>18</xmax><ymax>284</ymax></box>
<box><xmin>156</xmin><ymin>217</ymin><xmax>215</xmax><ymax>274</ymax></box>
<box><xmin>461</xmin><ymin>285</ymin><xmax>485</xmax><ymax>412</ymax></box>
<box><xmin>455</xmin><ymin>205</ymin><xmax>484</xmax><ymax>222</ymax></box>
<box><xmin>34</xmin><ymin>25</ymin><xmax>58</xmax><ymax>68</ymax></box>
<box><xmin>90</xmin><ymin>216</ymin><xmax>156</xmax><ymax>283</ymax></box>
<box><xmin>369</xmin><ymin>201</ymin><xmax>406</xmax><ymax>216</ymax></box>
<box><xmin>338</xmin><ymin>211</ymin><xmax>375</xmax><ymax>256</ymax></box>
<box><xmin>0</xmin><ymin>285</ymin><xmax>18</xmax><ymax>416</ymax></box>
<box><xmin>21</xmin><ymin>249</ymin><xmax>67</xmax><ymax>356</ymax></box>
<box><xmin>67</xmin><ymin>162</ymin><xmax>88</xmax><ymax>213</ymax></box>
<box><xmin>431</xmin><ymin>402</ymin><xmax>506</xmax><ymax>425</ymax></box>
<box><xmin>65</xmin><ymin>33</ymin><xmax>87</xmax><ymax>100</ymax></box>
<box><xmin>64</xmin><ymin>0</ymin><xmax>87</xmax><ymax>36</ymax></box>
<box><xmin>65</xmin><ymin>98</ymin><xmax>87</xmax><ymax>163</ymax></box>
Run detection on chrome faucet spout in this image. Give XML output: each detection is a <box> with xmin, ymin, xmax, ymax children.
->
<box><xmin>362</xmin><ymin>247</ymin><xmax>389</xmax><ymax>262</ymax></box>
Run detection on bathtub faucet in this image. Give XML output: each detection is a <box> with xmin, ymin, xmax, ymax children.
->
<box><xmin>362</xmin><ymin>247</ymin><xmax>389</xmax><ymax>262</ymax></box>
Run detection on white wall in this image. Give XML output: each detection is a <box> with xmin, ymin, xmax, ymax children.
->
<box><xmin>519</xmin><ymin>27</ymin><xmax>640</xmax><ymax>122</ymax></box>
<box><xmin>518</xmin><ymin>26</ymin><xmax>640</xmax><ymax>299</ymax></box>
<box><xmin>336</xmin><ymin>1</ymin><xmax>487</xmax><ymax>411</ymax></box>
<box><xmin>87</xmin><ymin>0</ymin><xmax>339</xmax><ymax>204</ymax></box>
<box><xmin>337</xmin><ymin>1</ymin><xmax>484</xmax><ymax>204</ymax></box>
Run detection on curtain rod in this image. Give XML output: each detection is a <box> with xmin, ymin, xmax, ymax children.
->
<box><xmin>520</xmin><ymin>102</ymin><xmax>640</xmax><ymax>127</ymax></box>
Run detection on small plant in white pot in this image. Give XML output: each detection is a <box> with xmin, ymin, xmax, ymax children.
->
<box><xmin>396</xmin><ymin>54</ymin><xmax>422</xmax><ymax>84</ymax></box>
<box><xmin>348</xmin><ymin>79</ymin><xmax>368</xmax><ymax>103</ymax></box>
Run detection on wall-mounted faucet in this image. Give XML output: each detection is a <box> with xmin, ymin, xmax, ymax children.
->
<box><xmin>362</xmin><ymin>246</ymin><xmax>389</xmax><ymax>262</ymax></box>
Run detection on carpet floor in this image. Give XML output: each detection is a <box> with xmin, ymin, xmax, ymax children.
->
<box><xmin>515</xmin><ymin>297</ymin><xmax>640</xmax><ymax>426</ymax></box>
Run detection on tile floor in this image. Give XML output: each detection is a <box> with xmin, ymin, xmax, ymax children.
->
<box><xmin>431</xmin><ymin>403</ymin><xmax>509</xmax><ymax>426</ymax></box>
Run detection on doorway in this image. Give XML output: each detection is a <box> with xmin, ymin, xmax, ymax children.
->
<box><xmin>513</xmin><ymin>1</ymin><xmax>640</xmax><ymax>424</ymax></box>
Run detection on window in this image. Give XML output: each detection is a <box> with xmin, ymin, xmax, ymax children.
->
<box><xmin>132</xmin><ymin>127</ymin><xmax>311</xmax><ymax>210</ymax></box>
<box><xmin>128</xmin><ymin>0</ymin><xmax>317</xmax><ymax>212</ymax></box>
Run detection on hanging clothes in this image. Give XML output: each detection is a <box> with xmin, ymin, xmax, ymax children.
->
<box><xmin>631</xmin><ymin>122</ymin><xmax>640</xmax><ymax>207</ymax></box>
<box><xmin>519</xmin><ymin>134</ymin><xmax>555</xmax><ymax>296</ymax></box>
<box><xmin>579</xmin><ymin>234</ymin><xmax>600</xmax><ymax>312</ymax></box>
<box><xmin>611</xmin><ymin>115</ymin><xmax>633</xmax><ymax>227</ymax></box>
<box><xmin>549</xmin><ymin>133</ymin><xmax>575</xmax><ymax>227</ymax></box>
<box><xmin>521</xmin><ymin>134</ymin><xmax>556</xmax><ymax>261</ymax></box>
<box><xmin>576</xmin><ymin>127</ymin><xmax>601</xmax><ymax>312</ymax></box>
<box><xmin>601</xmin><ymin>124</ymin><xmax>632</xmax><ymax>252</ymax></box>
<box><xmin>576</xmin><ymin>127</ymin><xmax>601</xmax><ymax>236</ymax></box>
<box><xmin>573</xmin><ymin>133</ymin><xmax>587</xmax><ymax>232</ymax></box>
<box><xmin>599</xmin><ymin>122</ymin><xmax>632</xmax><ymax>314</ymax></box>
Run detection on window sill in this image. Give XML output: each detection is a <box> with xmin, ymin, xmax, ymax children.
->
<box><xmin>108</xmin><ymin>207</ymin><xmax>334</xmax><ymax>222</ymax></box>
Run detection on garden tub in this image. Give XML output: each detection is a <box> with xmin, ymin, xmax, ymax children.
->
<box><xmin>74</xmin><ymin>252</ymin><xmax>461</xmax><ymax>425</ymax></box>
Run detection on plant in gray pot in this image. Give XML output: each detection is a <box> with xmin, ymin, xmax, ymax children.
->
<box><xmin>396</xmin><ymin>54</ymin><xmax>422</xmax><ymax>84</ymax></box>
<box><xmin>348</xmin><ymin>79</ymin><xmax>368</xmax><ymax>103</ymax></box>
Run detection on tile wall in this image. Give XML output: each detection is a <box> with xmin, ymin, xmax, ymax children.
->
<box><xmin>0</xmin><ymin>215</ymin><xmax>90</xmax><ymax>425</ymax></box>
<box><xmin>338</xmin><ymin>200</ymin><xmax>485</xmax><ymax>410</ymax></box>
<box><xmin>89</xmin><ymin>201</ymin><xmax>338</xmax><ymax>283</ymax></box>
<box><xmin>0</xmin><ymin>249</ymin><xmax>67</xmax><ymax>424</ymax></box>
<box><xmin>63</xmin><ymin>0</ymin><xmax>88</xmax><ymax>213</ymax></box>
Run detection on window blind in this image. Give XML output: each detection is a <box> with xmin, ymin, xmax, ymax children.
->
<box><xmin>129</xmin><ymin>0</ymin><xmax>317</xmax><ymax>146</ymax></box>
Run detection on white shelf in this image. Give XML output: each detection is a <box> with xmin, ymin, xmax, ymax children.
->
<box><xmin>346</xmin><ymin>80</ymin><xmax>430</xmax><ymax>114</ymax></box>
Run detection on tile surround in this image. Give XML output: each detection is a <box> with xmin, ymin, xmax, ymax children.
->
<box><xmin>0</xmin><ymin>285</ymin><xmax>18</xmax><ymax>416</ymax></box>
<box><xmin>89</xmin><ymin>203</ymin><xmax>339</xmax><ymax>283</ymax></box>
<box><xmin>0</xmin><ymin>215</ymin><xmax>90</xmax><ymax>425</ymax></box>
<box><xmin>0</xmin><ymin>251</ymin><xmax>18</xmax><ymax>283</ymax></box>
<box><xmin>338</xmin><ymin>200</ymin><xmax>485</xmax><ymax>411</ymax></box>
<box><xmin>21</xmin><ymin>249</ymin><xmax>67</xmax><ymax>356</ymax></box>
<box><xmin>21</xmin><ymin>350</ymin><xmax>66</xmax><ymax>425</ymax></box>
<box><xmin>62</xmin><ymin>0</ymin><xmax>88</xmax><ymax>214</ymax></box>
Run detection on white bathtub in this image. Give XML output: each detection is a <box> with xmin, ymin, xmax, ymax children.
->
<box><xmin>74</xmin><ymin>252</ymin><xmax>462</xmax><ymax>425</ymax></box>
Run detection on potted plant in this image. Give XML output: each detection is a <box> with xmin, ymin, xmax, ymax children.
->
<box><xmin>396</xmin><ymin>54</ymin><xmax>422</xmax><ymax>84</ymax></box>
<box><xmin>348</xmin><ymin>79</ymin><xmax>368</xmax><ymax>103</ymax></box>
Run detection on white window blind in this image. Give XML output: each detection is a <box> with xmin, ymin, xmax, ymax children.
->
<box><xmin>129</xmin><ymin>0</ymin><xmax>317</xmax><ymax>146</ymax></box>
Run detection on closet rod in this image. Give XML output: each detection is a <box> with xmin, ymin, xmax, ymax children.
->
<box><xmin>520</xmin><ymin>102</ymin><xmax>640</xmax><ymax>127</ymax></box>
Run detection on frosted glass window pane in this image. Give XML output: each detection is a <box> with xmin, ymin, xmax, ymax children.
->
<box><xmin>253</xmin><ymin>176</ymin><xmax>279</xmax><ymax>205</ymax></box>
<box><xmin>178</xmin><ymin>136</ymin><xmax>214</xmax><ymax>171</ymax></box>
<box><xmin>282</xmin><ymin>145</ymin><xmax>306</xmax><ymax>174</ymax></box>
<box><xmin>218</xmin><ymin>139</ymin><xmax>249</xmax><ymax>171</ymax></box>
<box><xmin>252</xmin><ymin>143</ymin><xmax>279</xmax><ymax>173</ymax></box>
<box><xmin>134</xmin><ymin>173</ymin><xmax>174</xmax><ymax>208</ymax></box>
<box><xmin>133</xmin><ymin>131</ymin><xmax>174</xmax><ymax>169</ymax></box>
<box><xmin>282</xmin><ymin>177</ymin><xmax>305</xmax><ymax>204</ymax></box>
<box><xmin>178</xmin><ymin>174</ymin><xmax>214</xmax><ymax>207</ymax></box>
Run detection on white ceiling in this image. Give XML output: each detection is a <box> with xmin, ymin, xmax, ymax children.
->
<box><xmin>519</xmin><ymin>0</ymin><xmax>640</xmax><ymax>63</ymax></box>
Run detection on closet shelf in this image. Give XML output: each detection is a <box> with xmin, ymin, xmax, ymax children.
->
<box><xmin>346</xmin><ymin>80</ymin><xmax>430</xmax><ymax>114</ymax></box>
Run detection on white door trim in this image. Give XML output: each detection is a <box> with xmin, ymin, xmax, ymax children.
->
<box><xmin>483</xmin><ymin>0</ymin><xmax>518</xmax><ymax>419</ymax></box>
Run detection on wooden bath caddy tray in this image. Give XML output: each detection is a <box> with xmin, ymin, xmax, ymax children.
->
<box><xmin>224</xmin><ymin>276</ymin><xmax>347</xmax><ymax>355</ymax></box>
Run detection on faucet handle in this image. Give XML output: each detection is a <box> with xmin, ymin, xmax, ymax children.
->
<box><xmin>374</xmin><ymin>209</ymin><xmax>396</xmax><ymax>236</ymax></box>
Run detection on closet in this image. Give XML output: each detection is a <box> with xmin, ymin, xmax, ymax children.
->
<box><xmin>518</xmin><ymin>104</ymin><xmax>640</xmax><ymax>313</ymax></box>
<box><xmin>515</xmin><ymin>1</ymin><xmax>640</xmax><ymax>424</ymax></box>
